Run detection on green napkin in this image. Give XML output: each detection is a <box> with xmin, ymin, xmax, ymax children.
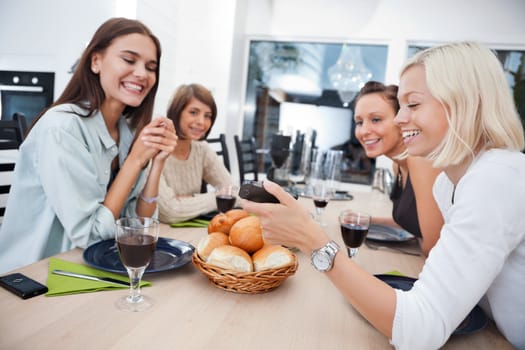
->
<box><xmin>46</xmin><ymin>258</ymin><xmax>151</xmax><ymax>296</ymax></box>
<box><xmin>170</xmin><ymin>218</ymin><xmax>210</xmax><ymax>228</ymax></box>
<box><xmin>383</xmin><ymin>270</ymin><xmax>405</xmax><ymax>276</ymax></box>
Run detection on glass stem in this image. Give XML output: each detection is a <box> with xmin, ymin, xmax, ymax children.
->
<box><xmin>347</xmin><ymin>247</ymin><xmax>359</xmax><ymax>258</ymax></box>
<box><xmin>315</xmin><ymin>207</ymin><xmax>324</xmax><ymax>223</ymax></box>
<box><xmin>126</xmin><ymin>267</ymin><xmax>146</xmax><ymax>303</ymax></box>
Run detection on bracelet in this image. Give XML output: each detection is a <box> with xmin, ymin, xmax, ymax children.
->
<box><xmin>139</xmin><ymin>193</ymin><xmax>158</xmax><ymax>204</ymax></box>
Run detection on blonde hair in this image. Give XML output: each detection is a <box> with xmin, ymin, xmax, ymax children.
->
<box><xmin>400</xmin><ymin>42</ymin><xmax>525</xmax><ymax>168</ymax></box>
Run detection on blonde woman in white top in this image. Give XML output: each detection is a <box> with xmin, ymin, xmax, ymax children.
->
<box><xmin>242</xmin><ymin>42</ymin><xmax>525</xmax><ymax>349</ymax></box>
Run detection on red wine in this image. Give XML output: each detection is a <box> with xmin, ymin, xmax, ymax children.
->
<box><xmin>117</xmin><ymin>235</ymin><xmax>157</xmax><ymax>268</ymax></box>
<box><xmin>313</xmin><ymin>198</ymin><xmax>329</xmax><ymax>208</ymax></box>
<box><xmin>216</xmin><ymin>195</ymin><xmax>236</xmax><ymax>212</ymax></box>
<box><xmin>341</xmin><ymin>224</ymin><xmax>369</xmax><ymax>248</ymax></box>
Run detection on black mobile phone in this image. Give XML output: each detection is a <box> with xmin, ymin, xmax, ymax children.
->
<box><xmin>0</xmin><ymin>273</ymin><xmax>48</xmax><ymax>299</ymax></box>
<box><xmin>239</xmin><ymin>181</ymin><xmax>280</xmax><ymax>203</ymax></box>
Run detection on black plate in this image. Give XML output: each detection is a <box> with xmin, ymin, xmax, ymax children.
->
<box><xmin>83</xmin><ymin>237</ymin><xmax>195</xmax><ymax>274</ymax></box>
<box><xmin>197</xmin><ymin>210</ymin><xmax>219</xmax><ymax>221</ymax></box>
<box><xmin>374</xmin><ymin>274</ymin><xmax>488</xmax><ymax>335</ymax></box>
<box><xmin>366</xmin><ymin>224</ymin><xmax>415</xmax><ymax>242</ymax></box>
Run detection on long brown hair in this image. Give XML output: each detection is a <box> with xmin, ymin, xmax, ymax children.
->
<box><xmin>29</xmin><ymin>17</ymin><xmax>161</xmax><ymax>134</ymax></box>
<box><xmin>166</xmin><ymin>84</ymin><xmax>217</xmax><ymax>140</ymax></box>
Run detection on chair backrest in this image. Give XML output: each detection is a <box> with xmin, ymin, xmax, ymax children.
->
<box><xmin>14</xmin><ymin>112</ymin><xmax>28</xmax><ymax>138</ymax></box>
<box><xmin>0</xmin><ymin>112</ymin><xmax>28</xmax><ymax>150</ymax></box>
<box><xmin>201</xmin><ymin>134</ymin><xmax>231</xmax><ymax>193</ymax></box>
<box><xmin>0</xmin><ymin>162</ymin><xmax>15</xmax><ymax>218</ymax></box>
<box><xmin>206</xmin><ymin>134</ymin><xmax>231</xmax><ymax>171</ymax></box>
<box><xmin>234</xmin><ymin>135</ymin><xmax>258</xmax><ymax>183</ymax></box>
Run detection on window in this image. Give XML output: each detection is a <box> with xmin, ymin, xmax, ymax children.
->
<box><xmin>408</xmin><ymin>44</ymin><xmax>525</xmax><ymax>129</ymax></box>
<box><xmin>243</xmin><ymin>39</ymin><xmax>388</xmax><ymax>184</ymax></box>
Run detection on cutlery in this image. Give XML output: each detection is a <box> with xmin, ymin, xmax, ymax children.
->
<box><xmin>52</xmin><ymin>269</ymin><xmax>129</xmax><ymax>287</ymax></box>
<box><xmin>365</xmin><ymin>241</ymin><xmax>421</xmax><ymax>256</ymax></box>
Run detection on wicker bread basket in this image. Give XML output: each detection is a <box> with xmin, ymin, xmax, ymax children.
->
<box><xmin>192</xmin><ymin>251</ymin><xmax>298</xmax><ymax>294</ymax></box>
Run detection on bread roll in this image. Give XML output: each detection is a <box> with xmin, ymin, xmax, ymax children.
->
<box><xmin>197</xmin><ymin>232</ymin><xmax>230</xmax><ymax>261</ymax></box>
<box><xmin>229</xmin><ymin>215</ymin><xmax>264</xmax><ymax>253</ymax></box>
<box><xmin>207</xmin><ymin>213</ymin><xmax>234</xmax><ymax>234</ymax></box>
<box><xmin>225</xmin><ymin>209</ymin><xmax>250</xmax><ymax>224</ymax></box>
<box><xmin>207</xmin><ymin>245</ymin><xmax>253</xmax><ymax>272</ymax></box>
<box><xmin>252</xmin><ymin>245</ymin><xmax>295</xmax><ymax>271</ymax></box>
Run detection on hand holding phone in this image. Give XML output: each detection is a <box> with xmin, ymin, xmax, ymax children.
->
<box><xmin>0</xmin><ymin>273</ymin><xmax>48</xmax><ymax>299</ymax></box>
<box><xmin>239</xmin><ymin>181</ymin><xmax>280</xmax><ymax>203</ymax></box>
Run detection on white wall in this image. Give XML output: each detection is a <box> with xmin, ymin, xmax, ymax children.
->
<box><xmin>2</xmin><ymin>0</ymin><xmax>525</xmax><ymax>174</ymax></box>
<box><xmin>0</xmin><ymin>0</ymin><xmax>236</xmax><ymax>131</ymax></box>
<box><xmin>140</xmin><ymin>0</ymin><xmax>239</xmax><ymax>177</ymax></box>
<box><xmin>230</xmin><ymin>0</ymin><xmax>525</xmax><ymax>169</ymax></box>
<box><xmin>0</xmin><ymin>0</ymin><xmax>114</xmax><ymax>99</ymax></box>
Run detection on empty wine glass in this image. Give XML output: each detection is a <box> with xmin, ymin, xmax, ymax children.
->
<box><xmin>312</xmin><ymin>180</ymin><xmax>333</xmax><ymax>226</ymax></box>
<box><xmin>115</xmin><ymin>217</ymin><xmax>159</xmax><ymax>312</ymax></box>
<box><xmin>339</xmin><ymin>210</ymin><xmax>371</xmax><ymax>258</ymax></box>
<box><xmin>215</xmin><ymin>185</ymin><xmax>238</xmax><ymax>213</ymax></box>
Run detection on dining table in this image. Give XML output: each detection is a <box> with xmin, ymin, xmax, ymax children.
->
<box><xmin>0</xmin><ymin>188</ymin><xmax>513</xmax><ymax>350</ymax></box>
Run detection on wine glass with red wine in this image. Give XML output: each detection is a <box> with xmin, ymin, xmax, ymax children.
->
<box><xmin>215</xmin><ymin>185</ymin><xmax>238</xmax><ymax>213</ymax></box>
<box><xmin>339</xmin><ymin>210</ymin><xmax>371</xmax><ymax>258</ymax></box>
<box><xmin>115</xmin><ymin>217</ymin><xmax>159</xmax><ymax>312</ymax></box>
<box><xmin>312</xmin><ymin>180</ymin><xmax>333</xmax><ymax>227</ymax></box>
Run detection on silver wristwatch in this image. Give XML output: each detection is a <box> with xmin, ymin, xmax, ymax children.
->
<box><xmin>311</xmin><ymin>240</ymin><xmax>340</xmax><ymax>272</ymax></box>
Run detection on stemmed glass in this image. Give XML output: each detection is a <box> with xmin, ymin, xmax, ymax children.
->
<box><xmin>115</xmin><ymin>217</ymin><xmax>159</xmax><ymax>312</ymax></box>
<box><xmin>339</xmin><ymin>210</ymin><xmax>371</xmax><ymax>258</ymax></box>
<box><xmin>312</xmin><ymin>180</ymin><xmax>333</xmax><ymax>226</ymax></box>
<box><xmin>215</xmin><ymin>185</ymin><xmax>238</xmax><ymax>213</ymax></box>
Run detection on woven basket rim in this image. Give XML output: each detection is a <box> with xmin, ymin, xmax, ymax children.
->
<box><xmin>192</xmin><ymin>250</ymin><xmax>298</xmax><ymax>293</ymax></box>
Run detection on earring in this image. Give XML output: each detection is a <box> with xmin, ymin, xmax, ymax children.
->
<box><xmin>92</xmin><ymin>68</ymin><xmax>99</xmax><ymax>74</ymax></box>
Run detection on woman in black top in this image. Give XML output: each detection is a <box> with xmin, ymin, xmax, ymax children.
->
<box><xmin>353</xmin><ymin>81</ymin><xmax>443</xmax><ymax>255</ymax></box>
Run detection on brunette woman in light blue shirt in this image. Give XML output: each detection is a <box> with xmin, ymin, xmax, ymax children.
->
<box><xmin>0</xmin><ymin>18</ymin><xmax>177</xmax><ymax>273</ymax></box>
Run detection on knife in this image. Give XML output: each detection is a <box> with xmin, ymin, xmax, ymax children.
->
<box><xmin>52</xmin><ymin>269</ymin><xmax>130</xmax><ymax>287</ymax></box>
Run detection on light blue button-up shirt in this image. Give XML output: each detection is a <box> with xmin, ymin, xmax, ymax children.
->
<box><xmin>0</xmin><ymin>103</ymin><xmax>147</xmax><ymax>273</ymax></box>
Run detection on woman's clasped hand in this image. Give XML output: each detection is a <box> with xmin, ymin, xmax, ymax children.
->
<box><xmin>135</xmin><ymin>117</ymin><xmax>178</xmax><ymax>166</ymax></box>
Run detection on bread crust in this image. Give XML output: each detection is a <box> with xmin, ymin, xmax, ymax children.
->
<box><xmin>252</xmin><ymin>245</ymin><xmax>295</xmax><ymax>271</ymax></box>
<box><xmin>229</xmin><ymin>216</ymin><xmax>264</xmax><ymax>253</ymax></box>
<box><xmin>197</xmin><ymin>232</ymin><xmax>230</xmax><ymax>261</ymax></box>
<box><xmin>207</xmin><ymin>245</ymin><xmax>253</xmax><ymax>272</ymax></box>
<box><xmin>207</xmin><ymin>213</ymin><xmax>234</xmax><ymax>234</ymax></box>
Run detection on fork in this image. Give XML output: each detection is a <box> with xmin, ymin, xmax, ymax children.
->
<box><xmin>365</xmin><ymin>240</ymin><xmax>421</xmax><ymax>256</ymax></box>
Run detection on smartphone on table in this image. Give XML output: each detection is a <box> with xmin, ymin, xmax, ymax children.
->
<box><xmin>0</xmin><ymin>272</ymin><xmax>48</xmax><ymax>299</ymax></box>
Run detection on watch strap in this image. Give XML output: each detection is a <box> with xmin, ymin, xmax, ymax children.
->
<box><xmin>311</xmin><ymin>240</ymin><xmax>340</xmax><ymax>272</ymax></box>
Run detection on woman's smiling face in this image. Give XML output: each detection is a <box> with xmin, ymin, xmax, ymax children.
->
<box><xmin>179</xmin><ymin>97</ymin><xmax>213</xmax><ymax>140</ymax></box>
<box><xmin>395</xmin><ymin>65</ymin><xmax>449</xmax><ymax>157</ymax></box>
<box><xmin>354</xmin><ymin>93</ymin><xmax>405</xmax><ymax>159</ymax></box>
<box><xmin>91</xmin><ymin>33</ymin><xmax>158</xmax><ymax>113</ymax></box>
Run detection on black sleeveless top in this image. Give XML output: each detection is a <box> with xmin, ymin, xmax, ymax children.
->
<box><xmin>390</xmin><ymin>169</ymin><xmax>422</xmax><ymax>238</ymax></box>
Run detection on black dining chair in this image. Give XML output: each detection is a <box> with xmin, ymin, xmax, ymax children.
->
<box><xmin>0</xmin><ymin>112</ymin><xmax>28</xmax><ymax>150</ymax></box>
<box><xmin>200</xmin><ymin>134</ymin><xmax>231</xmax><ymax>193</ymax></box>
<box><xmin>206</xmin><ymin>134</ymin><xmax>231</xmax><ymax>171</ymax></box>
<box><xmin>234</xmin><ymin>135</ymin><xmax>259</xmax><ymax>183</ymax></box>
<box><xmin>0</xmin><ymin>162</ymin><xmax>15</xmax><ymax>218</ymax></box>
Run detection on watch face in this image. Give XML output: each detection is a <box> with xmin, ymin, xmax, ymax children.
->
<box><xmin>312</xmin><ymin>251</ymin><xmax>330</xmax><ymax>271</ymax></box>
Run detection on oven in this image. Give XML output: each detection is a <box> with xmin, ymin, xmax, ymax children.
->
<box><xmin>0</xmin><ymin>70</ymin><xmax>54</xmax><ymax>125</ymax></box>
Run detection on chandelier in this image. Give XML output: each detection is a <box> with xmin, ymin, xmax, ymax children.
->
<box><xmin>328</xmin><ymin>45</ymin><xmax>372</xmax><ymax>107</ymax></box>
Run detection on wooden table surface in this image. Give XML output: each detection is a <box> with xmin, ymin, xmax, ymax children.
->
<box><xmin>0</xmin><ymin>190</ymin><xmax>512</xmax><ymax>350</ymax></box>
